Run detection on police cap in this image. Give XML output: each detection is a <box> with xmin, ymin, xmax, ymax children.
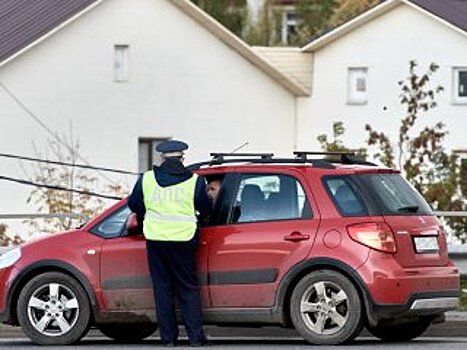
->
<box><xmin>156</xmin><ymin>140</ymin><xmax>189</xmax><ymax>158</ymax></box>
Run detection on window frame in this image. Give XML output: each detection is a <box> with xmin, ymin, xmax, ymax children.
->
<box><xmin>114</xmin><ymin>44</ymin><xmax>129</xmax><ymax>82</ymax></box>
<box><xmin>322</xmin><ymin>175</ymin><xmax>370</xmax><ymax>217</ymax></box>
<box><xmin>204</xmin><ymin>172</ymin><xmax>238</xmax><ymax>227</ymax></box>
<box><xmin>138</xmin><ymin>137</ymin><xmax>169</xmax><ymax>172</ymax></box>
<box><xmin>452</xmin><ymin>67</ymin><xmax>467</xmax><ymax>104</ymax></box>
<box><xmin>225</xmin><ymin>172</ymin><xmax>313</xmax><ymax>225</ymax></box>
<box><xmin>280</xmin><ymin>6</ymin><xmax>298</xmax><ymax>45</ymax></box>
<box><xmin>347</xmin><ymin>67</ymin><xmax>369</xmax><ymax>105</ymax></box>
<box><xmin>89</xmin><ymin>205</ymin><xmax>132</xmax><ymax>239</ymax></box>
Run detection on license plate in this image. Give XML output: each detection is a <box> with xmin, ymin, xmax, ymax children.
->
<box><xmin>413</xmin><ymin>236</ymin><xmax>439</xmax><ymax>253</ymax></box>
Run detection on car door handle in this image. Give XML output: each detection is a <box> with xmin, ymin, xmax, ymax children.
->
<box><xmin>284</xmin><ymin>232</ymin><xmax>310</xmax><ymax>242</ymax></box>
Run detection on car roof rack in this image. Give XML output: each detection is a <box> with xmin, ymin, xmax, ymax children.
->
<box><xmin>293</xmin><ymin>151</ymin><xmax>377</xmax><ymax>166</ymax></box>
<box><xmin>188</xmin><ymin>151</ymin><xmax>376</xmax><ymax>170</ymax></box>
<box><xmin>210</xmin><ymin>152</ymin><xmax>274</xmax><ymax>163</ymax></box>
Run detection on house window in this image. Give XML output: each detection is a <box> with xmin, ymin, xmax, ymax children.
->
<box><xmin>453</xmin><ymin>67</ymin><xmax>467</xmax><ymax>104</ymax></box>
<box><xmin>138</xmin><ymin>138</ymin><xmax>169</xmax><ymax>173</ymax></box>
<box><xmin>281</xmin><ymin>9</ymin><xmax>297</xmax><ymax>44</ymax></box>
<box><xmin>348</xmin><ymin>67</ymin><xmax>368</xmax><ymax>105</ymax></box>
<box><xmin>114</xmin><ymin>44</ymin><xmax>129</xmax><ymax>82</ymax></box>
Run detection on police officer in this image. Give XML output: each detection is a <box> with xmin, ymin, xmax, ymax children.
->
<box><xmin>128</xmin><ymin>140</ymin><xmax>211</xmax><ymax>347</ymax></box>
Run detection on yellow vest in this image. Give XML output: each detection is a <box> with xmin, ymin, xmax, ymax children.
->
<box><xmin>142</xmin><ymin>171</ymin><xmax>198</xmax><ymax>241</ymax></box>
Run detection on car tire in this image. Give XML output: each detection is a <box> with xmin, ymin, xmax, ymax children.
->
<box><xmin>17</xmin><ymin>272</ymin><xmax>91</xmax><ymax>345</ymax></box>
<box><xmin>290</xmin><ymin>270</ymin><xmax>363</xmax><ymax>345</ymax></box>
<box><xmin>98</xmin><ymin>323</ymin><xmax>157</xmax><ymax>342</ymax></box>
<box><xmin>366</xmin><ymin>318</ymin><xmax>431</xmax><ymax>342</ymax></box>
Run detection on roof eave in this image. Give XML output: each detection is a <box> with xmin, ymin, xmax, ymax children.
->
<box><xmin>301</xmin><ymin>0</ymin><xmax>467</xmax><ymax>53</ymax></box>
<box><xmin>403</xmin><ymin>0</ymin><xmax>467</xmax><ymax>39</ymax></box>
<box><xmin>0</xmin><ymin>0</ymin><xmax>103</xmax><ymax>68</ymax></box>
<box><xmin>301</xmin><ymin>0</ymin><xmax>401</xmax><ymax>52</ymax></box>
<box><xmin>170</xmin><ymin>0</ymin><xmax>310</xmax><ymax>96</ymax></box>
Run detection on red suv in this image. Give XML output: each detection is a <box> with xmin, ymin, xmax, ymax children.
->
<box><xmin>0</xmin><ymin>152</ymin><xmax>460</xmax><ymax>345</ymax></box>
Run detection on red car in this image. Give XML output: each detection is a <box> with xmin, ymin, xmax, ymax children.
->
<box><xmin>0</xmin><ymin>152</ymin><xmax>460</xmax><ymax>345</ymax></box>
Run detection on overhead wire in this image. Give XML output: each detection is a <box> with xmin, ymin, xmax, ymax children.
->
<box><xmin>0</xmin><ymin>175</ymin><xmax>123</xmax><ymax>200</ymax></box>
<box><xmin>0</xmin><ymin>152</ymin><xmax>140</xmax><ymax>176</ymax></box>
<box><xmin>0</xmin><ymin>81</ymin><xmax>123</xmax><ymax>186</ymax></box>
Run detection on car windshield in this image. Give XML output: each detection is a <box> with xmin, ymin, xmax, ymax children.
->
<box><xmin>359</xmin><ymin>173</ymin><xmax>432</xmax><ymax>215</ymax></box>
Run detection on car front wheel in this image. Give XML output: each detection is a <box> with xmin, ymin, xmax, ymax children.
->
<box><xmin>290</xmin><ymin>270</ymin><xmax>363</xmax><ymax>345</ymax></box>
<box><xmin>17</xmin><ymin>272</ymin><xmax>91</xmax><ymax>345</ymax></box>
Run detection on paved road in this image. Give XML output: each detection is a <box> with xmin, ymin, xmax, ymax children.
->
<box><xmin>0</xmin><ymin>337</ymin><xmax>467</xmax><ymax>349</ymax></box>
<box><xmin>1</xmin><ymin>312</ymin><xmax>467</xmax><ymax>348</ymax></box>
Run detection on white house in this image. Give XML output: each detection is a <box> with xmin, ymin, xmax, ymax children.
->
<box><xmin>295</xmin><ymin>0</ymin><xmax>467</xmax><ymax>154</ymax></box>
<box><xmin>0</xmin><ymin>0</ymin><xmax>466</xmax><ymax>237</ymax></box>
<box><xmin>0</xmin><ymin>0</ymin><xmax>309</xmax><ymax>229</ymax></box>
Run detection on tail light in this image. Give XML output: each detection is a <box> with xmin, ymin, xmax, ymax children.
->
<box><xmin>347</xmin><ymin>222</ymin><xmax>397</xmax><ymax>253</ymax></box>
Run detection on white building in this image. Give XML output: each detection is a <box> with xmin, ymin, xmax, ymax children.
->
<box><xmin>0</xmin><ymin>0</ymin><xmax>466</xmax><ymax>237</ymax></box>
<box><xmin>295</xmin><ymin>0</ymin><xmax>467</xmax><ymax>153</ymax></box>
<box><xmin>0</xmin><ymin>0</ymin><xmax>309</xmax><ymax>231</ymax></box>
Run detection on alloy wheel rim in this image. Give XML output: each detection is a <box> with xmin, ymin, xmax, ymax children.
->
<box><xmin>299</xmin><ymin>280</ymin><xmax>349</xmax><ymax>335</ymax></box>
<box><xmin>27</xmin><ymin>283</ymin><xmax>80</xmax><ymax>337</ymax></box>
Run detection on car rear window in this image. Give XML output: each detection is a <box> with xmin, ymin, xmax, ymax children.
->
<box><xmin>358</xmin><ymin>173</ymin><xmax>433</xmax><ymax>215</ymax></box>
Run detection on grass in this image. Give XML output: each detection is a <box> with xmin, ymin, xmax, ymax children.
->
<box><xmin>460</xmin><ymin>277</ymin><xmax>467</xmax><ymax>311</ymax></box>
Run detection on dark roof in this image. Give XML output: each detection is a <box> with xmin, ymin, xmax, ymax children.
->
<box><xmin>410</xmin><ymin>0</ymin><xmax>467</xmax><ymax>32</ymax></box>
<box><xmin>0</xmin><ymin>0</ymin><xmax>98</xmax><ymax>65</ymax></box>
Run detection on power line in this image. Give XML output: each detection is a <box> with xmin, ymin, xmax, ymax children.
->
<box><xmin>0</xmin><ymin>81</ymin><xmax>122</xmax><ymax>186</ymax></box>
<box><xmin>0</xmin><ymin>152</ymin><xmax>140</xmax><ymax>176</ymax></box>
<box><xmin>0</xmin><ymin>175</ymin><xmax>123</xmax><ymax>200</ymax></box>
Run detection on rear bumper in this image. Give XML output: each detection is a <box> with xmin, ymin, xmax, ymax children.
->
<box><xmin>357</xmin><ymin>250</ymin><xmax>460</xmax><ymax>325</ymax></box>
<box><xmin>410</xmin><ymin>297</ymin><xmax>458</xmax><ymax>311</ymax></box>
<box><xmin>358</xmin><ymin>251</ymin><xmax>460</xmax><ymax>305</ymax></box>
<box><xmin>364</xmin><ymin>290</ymin><xmax>459</xmax><ymax>327</ymax></box>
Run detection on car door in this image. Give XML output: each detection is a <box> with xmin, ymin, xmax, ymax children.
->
<box><xmin>203</xmin><ymin>170</ymin><xmax>320</xmax><ymax>308</ymax></box>
<box><xmin>96</xmin><ymin>206</ymin><xmax>154</xmax><ymax>312</ymax></box>
<box><xmin>98</xmin><ymin>205</ymin><xmax>211</xmax><ymax>313</ymax></box>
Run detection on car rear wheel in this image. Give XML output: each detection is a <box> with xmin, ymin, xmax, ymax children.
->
<box><xmin>17</xmin><ymin>272</ymin><xmax>91</xmax><ymax>345</ymax></box>
<box><xmin>98</xmin><ymin>323</ymin><xmax>157</xmax><ymax>342</ymax></box>
<box><xmin>366</xmin><ymin>318</ymin><xmax>431</xmax><ymax>342</ymax></box>
<box><xmin>290</xmin><ymin>270</ymin><xmax>363</xmax><ymax>345</ymax></box>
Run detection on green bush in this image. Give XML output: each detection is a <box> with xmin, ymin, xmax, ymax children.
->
<box><xmin>460</xmin><ymin>277</ymin><xmax>467</xmax><ymax>311</ymax></box>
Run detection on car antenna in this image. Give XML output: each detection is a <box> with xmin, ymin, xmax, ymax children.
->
<box><xmin>230</xmin><ymin>141</ymin><xmax>249</xmax><ymax>153</ymax></box>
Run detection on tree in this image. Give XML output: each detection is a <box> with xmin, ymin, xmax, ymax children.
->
<box><xmin>292</xmin><ymin>0</ymin><xmax>339</xmax><ymax>46</ymax></box>
<box><xmin>24</xmin><ymin>134</ymin><xmax>126</xmax><ymax>235</ymax></box>
<box><xmin>329</xmin><ymin>0</ymin><xmax>382</xmax><ymax>27</ymax></box>
<box><xmin>366</xmin><ymin>61</ymin><xmax>445</xmax><ymax>178</ymax></box>
<box><xmin>317</xmin><ymin>121</ymin><xmax>367</xmax><ymax>163</ymax></box>
<box><xmin>0</xmin><ymin>223</ymin><xmax>24</xmax><ymax>246</ymax></box>
<box><xmin>191</xmin><ymin>0</ymin><xmax>246</xmax><ymax>37</ymax></box>
<box><xmin>243</xmin><ymin>0</ymin><xmax>279</xmax><ymax>46</ymax></box>
<box><xmin>365</xmin><ymin>61</ymin><xmax>466</xmax><ymax>241</ymax></box>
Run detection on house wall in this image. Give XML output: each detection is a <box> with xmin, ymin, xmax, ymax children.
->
<box><xmin>0</xmin><ymin>0</ymin><xmax>296</xmax><ymax>234</ymax></box>
<box><xmin>298</xmin><ymin>3</ymin><xmax>467</xmax><ymax>154</ymax></box>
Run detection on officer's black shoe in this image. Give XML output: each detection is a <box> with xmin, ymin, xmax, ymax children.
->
<box><xmin>189</xmin><ymin>339</ymin><xmax>210</xmax><ymax>347</ymax></box>
<box><xmin>163</xmin><ymin>342</ymin><xmax>176</xmax><ymax>347</ymax></box>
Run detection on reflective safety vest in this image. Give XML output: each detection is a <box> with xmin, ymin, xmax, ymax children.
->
<box><xmin>142</xmin><ymin>171</ymin><xmax>198</xmax><ymax>241</ymax></box>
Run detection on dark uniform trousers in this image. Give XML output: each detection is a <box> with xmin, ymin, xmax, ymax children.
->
<box><xmin>146</xmin><ymin>237</ymin><xmax>205</xmax><ymax>344</ymax></box>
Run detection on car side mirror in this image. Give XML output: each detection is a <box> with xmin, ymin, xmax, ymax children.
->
<box><xmin>126</xmin><ymin>213</ymin><xmax>140</xmax><ymax>236</ymax></box>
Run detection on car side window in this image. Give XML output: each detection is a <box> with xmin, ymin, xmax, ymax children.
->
<box><xmin>230</xmin><ymin>174</ymin><xmax>312</xmax><ymax>224</ymax></box>
<box><xmin>324</xmin><ymin>177</ymin><xmax>368</xmax><ymax>216</ymax></box>
<box><xmin>90</xmin><ymin>206</ymin><xmax>131</xmax><ymax>238</ymax></box>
